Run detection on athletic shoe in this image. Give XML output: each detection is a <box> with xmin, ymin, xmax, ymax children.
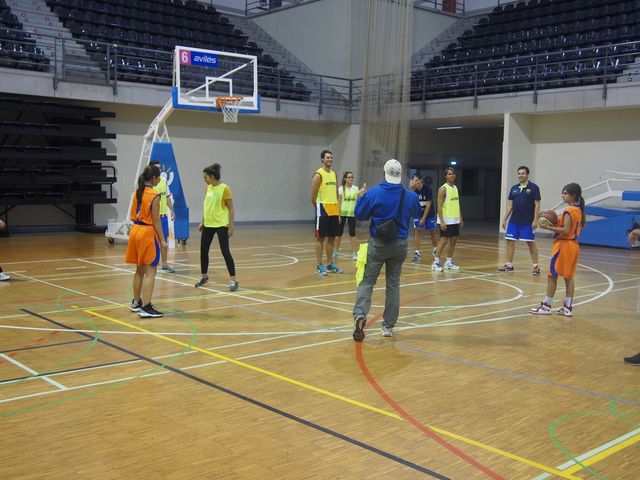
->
<box><xmin>529</xmin><ymin>302</ymin><xmax>552</xmax><ymax>315</ymax></box>
<box><xmin>623</xmin><ymin>353</ymin><xmax>640</xmax><ymax>366</ymax></box>
<box><xmin>381</xmin><ymin>324</ymin><xmax>393</xmax><ymax>337</ymax></box>
<box><xmin>160</xmin><ymin>265</ymin><xmax>175</xmax><ymax>274</ymax></box>
<box><xmin>229</xmin><ymin>280</ymin><xmax>239</xmax><ymax>292</ymax></box>
<box><xmin>431</xmin><ymin>261</ymin><xmax>443</xmax><ymax>272</ymax></box>
<box><xmin>444</xmin><ymin>261</ymin><xmax>460</xmax><ymax>271</ymax></box>
<box><xmin>532</xmin><ymin>266</ymin><xmax>541</xmax><ymax>275</ymax></box>
<box><xmin>139</xmin><ymin>304</ymin><xmax>163</xmax><ymax>318</ymax></box>
<box><xmin>317</xmin><ymin>263</ymin><xmax>328</xmax><ymax>276</ymax></box>
<box><xmin>498</xmin><ymin>264</ymin><xmax>514</xmax><ymax>272</ymax></box>
<box><xmin>352</xmin><ymin>314</ymin><xmax>367</xmax><ymax>342</ymax></box>
<box><xmin>195</xmin><ymin>275</ymin><xmax>209</xmax><ymax>288</ymax></box>
<box><xmin>130</xmin><ymin>299</ymin><xmax>142</xmax><ymax>312</ymax></box>
<box><xmin>412</xmin><ymin>251</ymin><xmax>421</xmax><ymax>262</ymax></box>
<box><xmin>352</xmin><ymin>252</ymin><xmax>357</xmax><ymax>261</ymax></box>
<box><xmin>555</xmin><ymin>304</ymin><xmax>573</xmax><ymax>317</ymax></box>
<box><xmin>327</xmin><ymin>263</ymin><xmax>343</xmax><ymax>274</ymax></box>
<box><xmin>0</xmin><ymin>272</ymin><xmax>10</xmax><ymax>281</ymax></box>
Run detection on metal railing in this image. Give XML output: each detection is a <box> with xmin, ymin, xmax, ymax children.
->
<box><xmin>244</xmin><ymin>0</ymin><xmax>465</xmax><ymax>16</ymax></box>
<box><xmin>2</xmin><ymin>26</ymin><xmax>638</xmax><ymax>112</ymax></box>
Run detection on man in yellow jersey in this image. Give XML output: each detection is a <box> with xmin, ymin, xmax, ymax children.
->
<box><xmin>150</xmin><ymin>160</ymin><xmax>176</xmax><ymax>274</ymax></box>
<box><xmin>310</xmin><ymin>150</ymin><xmax>343</xmax><ymax>275</ymax></box>
<box><xmin>433</xmin><ymin>166</ymin><xmax>463</xmax><ymax>272</ymax></box>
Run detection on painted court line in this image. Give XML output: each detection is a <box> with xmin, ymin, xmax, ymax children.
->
<box><xmin>82</xmin><ymin>309</ymin><xmax>577</xmax><ymax>479</ymax></box>
<box><xmin>0</xmin><ymin>353</ymin><xmax>67</xmax><ymax>390</ymax></box>
<box><xmin>532</xmin><ymin>428</ymin><xmax>640</xmax><ymax>480</ymax></box>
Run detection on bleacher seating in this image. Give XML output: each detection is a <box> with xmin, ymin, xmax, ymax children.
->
<box><xmin>46</xmin><ymin>0</ymin><xmax>311</xmax><ymax>101</ymax></box>
<box><xmin>412</xmin><ymin>0</ymin><xmax>640</xmax><ymax>100</ymax></box>
<box><xmin>0</xmin><ymin>94</ymin><xmax>117</xmax><ymax>228</ymax></box>
<box><xmin>0</xmin><ymin>0</ymin><xmax>49</xmax><ymax>72</ymax></box>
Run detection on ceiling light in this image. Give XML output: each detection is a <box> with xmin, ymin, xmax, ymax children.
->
<box><xmin>435</xmin><ymin>126</ymin><xmax>463</xmax><ymax>130</ymax></box>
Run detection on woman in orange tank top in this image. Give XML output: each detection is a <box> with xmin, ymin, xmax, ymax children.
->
<box><xmin>125</xmin><ymin>165</ymin><xmax>167</xmax><ymax>318</ymax></box>
<box><xmin>529</xmin><ymin>183</ymin><xmax>585</xmax><ymax>317</ymax></box>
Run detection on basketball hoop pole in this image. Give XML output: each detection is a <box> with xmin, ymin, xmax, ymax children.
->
<box><xmin>106</xmin><ymin>99</ymin><xmax>175</xmax><ymax>243</ymax></box>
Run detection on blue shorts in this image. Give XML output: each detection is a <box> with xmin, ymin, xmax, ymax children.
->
<box><xmin>160</xmin><ymin>215</ymin><xmax>169</xmax><ymax>239</ymax></box>
<box><xmin>414</xmin><ymin>216</ymin><xmax>436</xmax><ymax>231</ymax></box>
<box><xmin>505</xmin><ymin>222</ymin><xmax>535</xmax><ymax>241</ymax></box>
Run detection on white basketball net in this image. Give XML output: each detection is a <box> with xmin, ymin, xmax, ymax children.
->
<box><xmin>216</xmin><ymin>97</ymin><xmax>242</xmax><ymax>123</ymax></box>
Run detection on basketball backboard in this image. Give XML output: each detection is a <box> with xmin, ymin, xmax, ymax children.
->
<box><xmin>173</xmin><ymin>45</ymin><xmax>260</xmax><ymax>114</ymax></box>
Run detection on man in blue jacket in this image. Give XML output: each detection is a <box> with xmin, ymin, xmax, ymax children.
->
<box><xmin>352</xmin><ymin>159</ymin><xmax>421</xmax><ymax>341</ymax></box>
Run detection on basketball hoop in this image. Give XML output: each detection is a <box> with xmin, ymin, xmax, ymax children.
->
<box><xmin>215</xmin><ymin>96</ymin><xmax>243</xmax><ymax>123</ymax></box>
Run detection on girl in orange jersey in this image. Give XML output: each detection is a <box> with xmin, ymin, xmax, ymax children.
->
<box><xmin>529</xmin><ymin>183</ymin><xmax>585</xmax><ymax>317</ymax></box>
<box><xmin>125</xmin><ymin>165</ymin><xmax>167</xmax><ymax>318</ymax></box>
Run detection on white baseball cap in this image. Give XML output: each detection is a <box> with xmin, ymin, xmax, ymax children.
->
<box><xmin>384</xmin><ymin>159</ymin><xmax>402</xmax><ymax>184</ymax></box>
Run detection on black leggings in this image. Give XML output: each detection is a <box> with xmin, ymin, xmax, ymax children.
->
<box><xmin>200</xmin><ymin>226</ymin><xmax>235</xmax><ymax>276</ymax></box>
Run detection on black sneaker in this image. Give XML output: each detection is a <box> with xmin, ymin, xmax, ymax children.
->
<box><xmin>139</xmin><ymin>304</ymin><xmax>163</xmax><ymax>318</ymax></box>
<box><xmin>130</xmin><ymin>299</ymin><xmax>142</xmax><ymax>312</ymax></box>
<box><xmin>497</xmin><ymin>264</ymin><xmax>514</xmax><ymax>272</ymax></box>
<box><xmin>624</xmin><ymin>353</ymin><xmax>640</xmax><ymax>366</ymax></box>
<box><xmin>353</xmin><ymin>314</ymin><xmax>367</xmax><ymax>342</ymax></box>
<box><xmin>195</xmin><ymin>275</ymin><xmax>209</xmax><ymax>288</ymax></box>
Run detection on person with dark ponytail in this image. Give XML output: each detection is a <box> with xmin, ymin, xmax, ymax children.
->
<box><xmin>195</xmin><ymin>163</ymin><xmax>238</xmax><ymax>291</ymax></box>
<box><xmin>529</xmin><ymin>183</ymin><xmax>585</xmax><ymax>317</ymax></box>
<box><xmin>125</xmin><ymin>164</ymin><xmax>166</xmax><ymax>318</ymax></box>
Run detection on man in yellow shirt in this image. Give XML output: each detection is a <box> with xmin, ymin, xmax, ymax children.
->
<box><xmin>310</xmin><ymin>150</ymin><xmax>342</xmax><ymax>275</ymax></box>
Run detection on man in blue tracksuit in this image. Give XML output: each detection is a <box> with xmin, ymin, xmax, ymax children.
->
<box><xmin>352</xmin><ymin>159</ymin><xmax>421</xmax><ymax>341</ymax></box>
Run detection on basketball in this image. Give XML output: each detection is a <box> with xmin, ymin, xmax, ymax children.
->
<box><xmin>538</xmin><ymin>210</ymin><xmax>558</xmax><ymax>227</ymax></box>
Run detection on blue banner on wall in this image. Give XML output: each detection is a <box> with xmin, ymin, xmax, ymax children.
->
<box><xmin>150</xmin><ymin>142</ymin><xmax>189</xmax><ymax>241</ymax></box>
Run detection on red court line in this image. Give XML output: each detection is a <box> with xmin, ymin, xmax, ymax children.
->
<box><xmin>354</xmin><ymin>294</ymin><xmax>505</xmax><ymax>480</ymax></box>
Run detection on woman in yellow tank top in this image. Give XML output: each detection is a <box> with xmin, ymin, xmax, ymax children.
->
<box><xmin>335</xmin><ymin>171</ymin><xmax>366</xmax><ymax>261</ymax></box>
<box><xmin>195</xmin><ymin>163</ymin><xmax>238</xmax><ymax>291</ymax></box>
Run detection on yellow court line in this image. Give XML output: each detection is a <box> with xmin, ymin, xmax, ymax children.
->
<box><xmin>564</xmin><ymin>431</ymin><xmax>640</xmax><ymax>474</ymax></box>
<box><xmin>86</xmin><ymin>308</ymin><xmax>578</xmax><ymax>479</ymax></box>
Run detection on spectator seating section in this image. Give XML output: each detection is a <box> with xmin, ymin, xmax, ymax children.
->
<box><xmin>46</xmin><ymin>0</ymin><xmax>311</xmax><ymax>101</ymax></box>
<box><xmin>0</xmin><ymin>94</ymin><xmax>117</xmax><ymax>228</ymax></box>
<box><xmin>0</xmin><ymin>0</ymin><xmax>49</xmax><ymax>71</ymax></box>
<box><xmin>412</xmin><ymin>0</ymin><xmax>640</xmax><ymax>100</ymax></box>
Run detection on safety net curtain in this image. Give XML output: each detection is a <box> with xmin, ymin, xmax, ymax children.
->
<box><xmin>358</xmin><ymin>0</ymin><xmax>413</xmax><ymax>187</ymax></box>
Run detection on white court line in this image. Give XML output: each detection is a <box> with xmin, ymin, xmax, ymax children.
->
<box><xmin>56</xmin><ymin>266</ymin><xmax>87</xmax><ymax>271</ymax></box>
<box><xmin>0</xmin><ymin>353</ymin><xmax>67</xmax><ymax>390</ymax></box>
<box><xmin>531</xmin><ymin>428</ymin><xmax>640</xmax><ymax>480</ymax></box>
<box><xmin>11</xmin><ymin>272</ymin><xmax>121</xmax><ymax>306</ymax></box>
<box><xmin>0</xmin><ymin>335</ymin><xmax>351</xmax><ymax>405</ymax></box>
<box><xmin>75</xmin><ymin>258</ymin><xmax>265</xmax><ymax>304</ymax></box>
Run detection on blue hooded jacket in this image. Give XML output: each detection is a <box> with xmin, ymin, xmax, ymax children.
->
<box><xmin>354</xmin><ymin>181</ymin><xmax>421</xmax><ymax>239</ymax></box>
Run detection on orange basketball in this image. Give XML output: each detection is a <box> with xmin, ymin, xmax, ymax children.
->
<box><xmin>538</xmin><ymin>210</ymin><xmax>558</xmax><ymax>227</ymax></box>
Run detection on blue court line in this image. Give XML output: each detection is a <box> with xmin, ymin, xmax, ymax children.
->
<box><xmin>0</xmin><ymin>339</ymin><xmax>91</xmax><ymax>354</ymax></box>
<box><xmin>21</xmin><ymin>309</ymin><xmax>451</xmax><ymax>480</ymax></box>
<box><xmin>392</xmin><ymin>342</ymin><xmax>640</xmax><ymax>408</ymax></box>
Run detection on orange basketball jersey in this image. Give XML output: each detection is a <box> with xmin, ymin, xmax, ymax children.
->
<box><xmin>549</xmin><ymin>205</ymin><xmax>583</xmax><ymax>278</ymax></box>
<box><xmin>125</xmin><ymin>187</ymin><xmax>160</xmax><ymax>266</ymax></box>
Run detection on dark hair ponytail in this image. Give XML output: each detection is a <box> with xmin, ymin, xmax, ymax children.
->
<box><xmin>563</xmin><ymin>182</ymin><xmax>585</xmax><ymax>227</ymax></box>
<box><xmin>203</xmin><ymin>163</ymin><xmax>221</xmax><ymax>180</ymax></box>
<box><xmin>136</xmin><ymin>165</ymin><xmax>160</xmax><ymax>210</ymax></box>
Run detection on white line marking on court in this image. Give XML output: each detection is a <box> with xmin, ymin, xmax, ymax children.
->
<box><xmin>0</xmin><ymin>331</ymin><xmax>353</xmax><ymax>404</ymax></box>
<box><xmin>10</xmin><ymin>272</ymin><xmax>121</xmax><ymax>306</ymax></box>
<box><xmin>0</xmin><ymin>353</ymin><xmax>68</xmax><ymax>390</ymax></box>
<box><xmin>56</xmin><ymin>266</ymin><xmax>87</xmax><ymax>271</ymax></box>
<box><xmin>531</xmin><ymin>428</ymin><xmax>640</xmax><ymax>480</ymax></box>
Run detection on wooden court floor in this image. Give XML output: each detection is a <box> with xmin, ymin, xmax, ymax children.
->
<box><xmin>0</xmin><ymin>224</ymin><xmax>638</xmax><ymax>479</ymax></box>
